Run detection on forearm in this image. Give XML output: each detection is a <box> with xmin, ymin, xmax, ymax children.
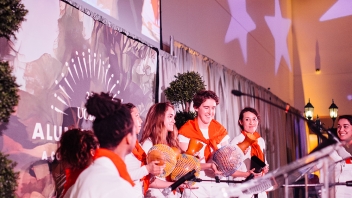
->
<box><xmin>231</xmin><ymin>170</ymin><xmax>251</xmax><ymax>178</ymax></box>
<box><xmin>129</xmin><ymin>165</ymin><xmax>149</xmax><ymax>181</ymax></box>
<box><xmin>200</xmin><ymin>163</ymin><xmax>212</xmax><ymax>170</ymax></box>
<box><xmin>149</xmin><ymin>178</ymin><xmax>173</xmax><ymax>189</ymax></box>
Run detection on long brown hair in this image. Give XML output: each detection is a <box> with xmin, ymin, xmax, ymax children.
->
<box><xmin>140</xmin><ymin>102</ymin><xmax>179</xmax><ymax>148</ymax></box>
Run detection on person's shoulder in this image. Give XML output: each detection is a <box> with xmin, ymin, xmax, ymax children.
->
<box><xmin>178</xmin><ymin>119</ymin><xmax>197</xmax><ymax>135</ymax></box>
<box><xmin>210</xmin><ymin>119</ymin><xmax>227</xmax><ymax>135</ymax></box>
<box><xmin>141</xmin><ymin>138</ymin><xmax>152</xmax><ymax>146</ymax></box>
<box><xmin>141</xmin><ymin>138</ymin><xmax>153</xmax><ymax>152</ymax></box>
<box><xmin>72</xmin><ymin>175</ymin><xmax>137</xmax><ymax>198</ymax></box>
<box><xmin>211</xmin><ymin>119</ymin><xmax>226</xmax><ymax>129</ymax></box>
<box><xmin>230</xmin><ymin>133</ymin><xmax>245</xmax><ymax>144</ymax></box>
<box><xmin>179</xmin><ymin>119</ymin><xmax>196</xmax><ymax>129</ymax></box>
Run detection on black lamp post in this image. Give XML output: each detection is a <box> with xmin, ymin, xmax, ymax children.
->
<box><xmin>328</xmin><ymin>99</ymin><xmax>338</xmax><ymax>128</ymax></box>
<box><xmin>304</xmin><ymin>99</ymin><xmax>339</xmax><ymax>143</ymax></box>
<box><xmin>304</xmin><ymin>99</ymin><xmax>314</xmax><ymax>120</ymax></box>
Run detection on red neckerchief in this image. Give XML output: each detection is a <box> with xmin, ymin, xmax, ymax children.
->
<box><xmin>132</xmin><ymin>141</ymin><xmax>150</xmax><ymax>195</ymax></box>
<box><xmin>62</xmin><ymin>168</ymin><xmax>85</xmax><ymax>197</ymax></box>
<box><xmin>94</xmin><ymin>148</ymin><xmax>135</xmax><ymax>186</ymax></box>
<box><xmin>345</xmin><ymin>157</ymin><xmax>352</xmax><ymax>164</ymax></box>
<box><xmin>241</xmin><ymin>131</ymin><xmax>264</xmax><ymax>162</ymax></box>
<box><xmin>178</xmin><ymin>119</ymin><xmax>227</xmax><ymax>162</ymax></box>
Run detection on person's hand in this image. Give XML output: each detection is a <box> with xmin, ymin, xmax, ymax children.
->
<box><xmin>262</xmin><ymin>165</ymin><xmax>269</xmax><ymax>174</ymax></box>
<box><xmin>211</xmin><ymin>163</ymin><xmax>223</xmax><ymax>176</ymax></box>
<box><xmin>146</xmin><ymin>161</ymin><xmax>165</xmax><ymax>175</ymax></box>
<box><xmin>248</xmin><ymin>168</ymin><xmax>262</xmax><ymax>178</ymax></box>
<box><xmin>180</xmin><ymin>183</ymin><xmax>199</xmax><ymax>189</ymax></box>
<box><xmin>243</xmin><ymin>147</ymin><xmax>250</xmax><ymax>155</ymax></box>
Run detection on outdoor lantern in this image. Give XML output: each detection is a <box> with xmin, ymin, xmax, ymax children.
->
<box><xmin>304</xmin><ymin>99</ymin><xmax>314</xmax><ymax>120</ymax></box>
<box><xmin>329</xmin><ymin>99</ymin><xmax>338</xmax><ymax>127</ymax></box>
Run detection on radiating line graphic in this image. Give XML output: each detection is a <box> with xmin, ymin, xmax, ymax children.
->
<box><xmin>65</xmin><ymin>62</ymin><xmax>76</xmax><ymax>84</ymax></box>
<box><xmin>76</xmin><ymin>51</ymin><xmax>84</xmax><ymax>79</ymax></box>
<box><xmin>52</xmin><ymin>48</ymin><xmax>121</xmax><ymax>115</ymax></box>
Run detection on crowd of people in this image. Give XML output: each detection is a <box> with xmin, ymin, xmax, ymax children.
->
<box><xmin>54</xmin><ymin>90</ymin><xmax>352</xmax><ymax>198</ymax></box>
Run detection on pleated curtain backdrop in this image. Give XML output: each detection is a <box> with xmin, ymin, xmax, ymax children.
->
<box><xmin>158</xmin><ymin>40</ymin><xmax>307</xmax><ymax>176</ymax></box>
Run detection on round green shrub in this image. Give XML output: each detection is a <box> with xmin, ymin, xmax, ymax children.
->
<box><xmin>164</xmin><ymin>71</ymin><xmax>205</xmax><ymax>112</ymax></box>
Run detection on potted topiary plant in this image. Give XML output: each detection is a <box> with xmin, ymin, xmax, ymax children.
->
<box><xmin>164</xmin><ymin>71</ymin><xmax>206</xmax><ymax>129</ymax></box>
<box><xmin>0</xmin><ymin>0</ymin><xmax>28</xmax><ymax>197</ymax></box>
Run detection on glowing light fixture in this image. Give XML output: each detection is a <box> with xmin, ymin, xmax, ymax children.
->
<box><xmin>329</xmin><ymin>99</ymin><xmax>338</xmax><ymax>128</ymax></box>
<box><xmin>304</xmin><ymin>99</ymin><xmax>314</xmax><ymax>120</ymax></box>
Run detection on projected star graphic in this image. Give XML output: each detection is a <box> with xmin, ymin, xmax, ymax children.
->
<box><xmin>224</xmin><ymin>0</ymin><xmax>256</xmax><ymax>63</ymax></box>
<box><xmin>265</xmin><ymin>0</ymin><xmax>291</xmax><ymax>75</ymax></box>
<box><xmin>320</xmin><ymin>0</ymin><xmax>352</xmax><ymax>21</ymax></box>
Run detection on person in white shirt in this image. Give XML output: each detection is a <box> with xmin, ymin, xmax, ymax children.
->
<box><xmin>140</xmin><ymin>102</ymin><xmax>183</xmax><ymax>198</ymax></box>
<box><xmin>124</xmin><ymin>103</ymin><xmax>164</xmax><ymax>197</ymax></box>
<box><xmin>178</xmin><ymin>90</ymin><xmax>230</xmax><ymax>198</ymax></box>
<box><xmin>68</xmin><ymin>92</ymin><xmax>139</xmax><ymax>198</ymax></box>
<box><xmin>330</xmin><ymin>115</ymin><xmax>352</xmax><ymax>198</ymax></box>
<box><xmin>230</xmin><ymin>107</ymin><xmax>269</xmax><ymax>198</ymax></box>
<box><xmin>56</xmin><ymin>128</ymin><xmax>99</xmax><ymax>198</ymax></box>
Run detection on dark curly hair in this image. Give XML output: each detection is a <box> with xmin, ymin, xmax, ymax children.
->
<box><xmin>193</xmin><ymin>90</ymin><xmax>219</xmax><ymax>109</ymax></box>
<box><xmin>85</xmin><ymin>92</ymin><xmax>134</xmax><ymax>149</ymax></box>
<box><xmin>56</xmin><ymin>128</ymin><xmax>99</xmax><ymax>170</ymax></box>
<box><xmin>123</xmin><ymin>103</ymin><xmax>136</xmax><ymax>112</ymax></box>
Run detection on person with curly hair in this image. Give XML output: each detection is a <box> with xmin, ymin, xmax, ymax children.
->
<box><xmin>56</xmin><ymin>128</ymin><xmax>99</xmax><ymax>198</ymax></box>
<box><xmin>68</xmin><ymin>92</ymin><xmax>139</xmax><ymax>198</ymax></box>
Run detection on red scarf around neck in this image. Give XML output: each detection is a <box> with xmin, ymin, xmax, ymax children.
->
<box><xmin>241</xmin><ymin>131</ymin><xmax>264</xmax><ymax>161</ymax></box>
<box><xmin>131</xmin><ymin>140</ymin><xmax>150</xmax><ymax>195</ymax></box>
<box><xmin>62</xmin><ymin>168</ymin><xmax>85</xmax><ymax>197</ymax></box>
<box><xmin>94</xmin><ymin>148</ymin><xmax>135</xmax><ymax>186</ymax></box>
<box><xmin>178</xmin><ymin>119</ymin><xmax>228</xmax><ymax>162</ymax></box>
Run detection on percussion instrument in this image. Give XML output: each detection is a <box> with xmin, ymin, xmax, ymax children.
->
<box><xmin>147</xmin><ymin>144</ymin><xmax>177</xmax><ymax>177</ymax></box>
<box><xmin>170</xmin><ymin>153</ymin><xmax>201</xmax><ymax>185</ymax></box>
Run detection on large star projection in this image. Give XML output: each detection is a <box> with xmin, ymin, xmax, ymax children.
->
<box><xmin>320</xmin><ymin>0</ymin><xmax>352</xmax><ymax>21</ymax></box>
<box><xmin>265</xmin><ymin>0</ymin><xmax>292</xmax><ymax>75</ymax></box>
<box><xmin>224</xmin><ymin>0</ymin><xmax>256</xmax><ymax>63</ymax></box>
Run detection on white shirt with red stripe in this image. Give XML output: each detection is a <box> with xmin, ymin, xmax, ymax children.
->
<box><xmin>330</xmin><ymin>149</ymin><xmax>352</xmax><ymax>198</ymax></box>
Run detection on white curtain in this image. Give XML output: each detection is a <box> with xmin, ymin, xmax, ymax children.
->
<box><xmin>159</xmin><ymin>40</ymin><xmax>307</xmax><ymax>172</ymax></box>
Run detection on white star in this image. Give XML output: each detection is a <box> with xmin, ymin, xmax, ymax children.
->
<box><xmin>224</xmin><ymin>0</ymin><xmax>256</xmax><ymax>63</ymax></box>
<box><xmin>320</xmin><ymin>0</ymin><xmax>352</xmax><ymax>21</ymax></box>
<box><xmin>265</xmin><ymin>0</ymin><xmax>292</xmax><ymax>74</ymax></box>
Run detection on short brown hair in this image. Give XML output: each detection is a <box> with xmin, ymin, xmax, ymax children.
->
<box><xmin>193</xmin><ymin>90</ymin><xmax>219</xmax><ymax>108</ymax></box>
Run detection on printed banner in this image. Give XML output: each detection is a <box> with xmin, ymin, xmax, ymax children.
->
<box><xmin>0</xmin><ymin>1</ymin><xmax>157</xmax><ymax>197</ymax></box>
